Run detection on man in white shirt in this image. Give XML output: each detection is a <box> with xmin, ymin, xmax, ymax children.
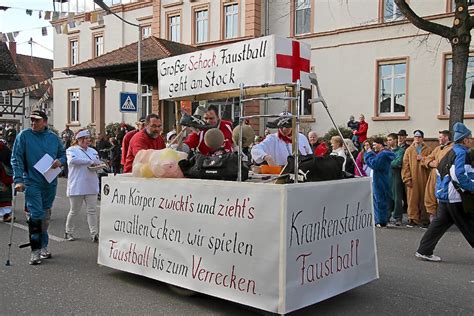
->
<box><xmin>251</xmin><ymin>114</ymin><xmax>312</xmax><ymax>166</ymax></box>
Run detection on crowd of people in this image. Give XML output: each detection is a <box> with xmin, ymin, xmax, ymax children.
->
<box><xmin>1</xmin><ymin>105</ymin><xmax>472</xmax><ymax>265</ymax></box>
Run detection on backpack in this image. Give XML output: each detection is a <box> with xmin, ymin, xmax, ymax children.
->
<box><xmin>437</xmin><ymin>149</ymin><xmax>473</xmax><ymax>214</ymax></box>
<box><xmin>282</xmin><ymin>154</ymin><xmax>345</xmax><ymax>183</ymax></box>
<box><xmin>179</xmin><ymin>151</ymin><xmax>249</xmax><ymax>181</ymax></box>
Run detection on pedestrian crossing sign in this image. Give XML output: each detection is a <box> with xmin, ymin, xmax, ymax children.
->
<box><xmin>120</xmin><ymin>92</ymin><xmax>137</xmax><ymax>112</ymax></box>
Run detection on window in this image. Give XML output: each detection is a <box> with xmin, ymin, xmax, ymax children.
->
<box><xmin>224</xmin><ymin>4</ymin><xmax>238</xmax><ymax>39</ymax></box>
<box><xmin>378</xmin><ymin>62</ymin><xmax>407</xmax><ymax>115</ymax></box>
<box><xmin>69</xmin><ymin>39</ymin><xmax>78</xmax><ymax>66</ymax></box>
<box><xmin>450</xmin><ymin>0</ymin><xmax>456</xmax><ymax>12</ymax></box>
<box><xmin>444</xmin><ymin>56</ymin><xmax>474</xmax><ymax>114</ymax></box>
<box><xmin>68</xmin><ymin>90</ymin><xmax>79</xmax><ymax>123</ymax></box>
<box><xmin>142</xmin><ymin>25</ymin><xmax>151</xmax><ymax>39</ymax></box>
<box><xmin>141</xmin><ymin>85</ymin><xmax>153</xmax><ymax>117</ymax></box>
<box><xmin>300</xmin><ymin>88</ymin><xmax>312</xmax><ymax>116</ymax></box>
<box><xmin>93</xmin><ymin>34</ymin><xmax>103</xmax><ymax>58</ymax></box>
<box><xmin>195</xmin><ymin>9</ymin><xmax>208</xmax><ymax>43</ymax></box>
<box><xmin>295</xmin><ymin>0</ymin><xmax>311</xmax><ymax>35</ymax></box>
<box><xmin>0</xmin><ymin>93</ymin><xmax>10</xmax><ymax>105</ymax></box>
<box><xmin>217</xmin><ymin>98</ymin><xmax>240</xmax><ymax>122</ymax></box>
<box><xmin>168</xmin><ymin>15</ymin><xmax>181</xmax><ymax>42</ymax></box>
<box><xmin>193</xmin><ymin>99</ymin><xmax>240</xmax><ymax>122</ymax></box>
<box><xmin>383</xmin><ymin>0</ymin><xmax>402</xmax><ymax>22</ymax></box>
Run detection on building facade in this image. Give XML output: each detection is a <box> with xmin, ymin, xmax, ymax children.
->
<box><xmin>278</xmin><ymin>0</ymin><xmax>474</xmax><ymax>138</ymax></box>
<box><xmin>52</xmin><ymin>0</ymin><xmax>153</xmax><ymax>134</ymax></box>
<box><xmin>54</xmin><ymin>0</ymin><xmax>474</xmax><ymax>138</ymax></box>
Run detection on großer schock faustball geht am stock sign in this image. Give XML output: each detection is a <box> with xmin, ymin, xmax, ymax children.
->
<box><xmin>158</xmin><ymin>35</ymin><xmax>311</xmax><ymax>99</ymax></box>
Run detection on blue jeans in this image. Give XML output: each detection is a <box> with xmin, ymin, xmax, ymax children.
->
<box><xmin>25</xmin><ymin>184</ymin><xmax>57</xmax><ymax>248</ymax></box>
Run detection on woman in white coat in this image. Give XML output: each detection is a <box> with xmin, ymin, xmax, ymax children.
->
<box><xmin>64</xmin><ymin>129</ymin><xmax>102</xmax><ymax>242</ymax></box>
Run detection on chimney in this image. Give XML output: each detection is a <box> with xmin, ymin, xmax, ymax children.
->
<box><xmin>151</xmin><ymin>0</ymin><xmax>161</xmax><ymax>37</ymax></box>
<box><xmin>8</xmin><ymin>41</ymin><xmax>16</xmax><ymax>63</ymax></box>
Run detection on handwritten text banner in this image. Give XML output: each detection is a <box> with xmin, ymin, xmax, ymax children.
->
<box><xmin>157</xmin><ymin>35</ymin><xmax>311</xmax><ymax>100</ymax></box>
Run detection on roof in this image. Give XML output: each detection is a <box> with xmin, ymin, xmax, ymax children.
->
<box><xmin>0</xmin><ymin>42</ymin><xmax>20</xmax><ymax>89</ymax></box>
<box><xmin>67</xmin><ymin>36</ymin><xmax>199</xmax><ymax>85</ymax></box>
<box><xmin>0</xmin><ymin>42</ymin><xmax>53</xmax><ymax>97</ymax></box>
<box><xmin>15</xmin><ymin>55</ymin><xmax>53</xmax><ymax>97</ymax></box>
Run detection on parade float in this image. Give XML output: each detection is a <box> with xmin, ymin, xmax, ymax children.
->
<box><xmin>98</xmin><ymin>35</ymin><xmax>378</xmax><ymax>314</ymax></box>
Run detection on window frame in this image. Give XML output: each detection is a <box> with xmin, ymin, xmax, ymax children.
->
<box><xmin>141</xmin><ymin>24</ymin><xmax>152</xmax><ymax>39</ymax></box>
<box><xmin>68</xmin><ymin>89</ymin><xmax>80</xmax><ymax>124</ymax></box>
<box><xmin>210</xmin><ymin>98</ymin><xmax>241</xmax><ymax>122</ymax></box>
<box><xmin>141</xmin><ymin>85</ymin><xmax>153</xmax><ymax>118</ymax></box>
<box><xmin>166</xmin><ymin>10</ymin><xmax>182</xmax><ymax>42</ymax></box>
<box><xmin>221</xmin><ymin>1</ymin><xmax>240</xmax><ymax>40</ymax></box>
<box><xmin>447</xmin><ymin>0</ymin><xmax>456</xmax><ymax>13</ymax></box>
<box><xmin>299</xmin><ymin>88</ymin><xmax>313</xmax><ymax>116</ymax></box>
<box><xmin>373</xmin><ymin>57</ymin><xmax>410</xmax><ymax>121</ymax></box>
<box><xmin>0</xmin><ymin>93</ymin><xmax>11</xmax><ymax>105</ymax></box>
<box><xmin>69</xmin><ymin>37</ymin><xmax>79</xmax><ymax>66</ymax></box>
<box><xmin>290</xmin><ymin>0</ymin><xmax>314</xmax><ymax>37</ymax></box>
<box><xmin>439</xmin><ymin>51</ymin><xmax>474</xmax><ymax>119</ymax></box>
<box><xmin>192</xmin><ymin>4</ymin><xmax>210</xmax><ymax>45</ymax></box>
<box><xmin>379</xmin><ymin>0</ymin><xmax>405</xmax><ymax>23</ymax></box>
<box><xmin>294</xmin><ymin>0</ymin><xmax>312</xmax><ymax>36</ymax></box>
<box><xmin>92</xmin><ymin>32</ymin><xmax>104</xmax><ymax>58</ymax></box>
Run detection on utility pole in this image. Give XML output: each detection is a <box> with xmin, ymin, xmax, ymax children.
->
<box><xmin>28</xmin><ymin>37</ymin><xmax>33</xmax><ymax>59</ymax></box>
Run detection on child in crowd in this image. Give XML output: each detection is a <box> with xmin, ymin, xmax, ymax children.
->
<box><xmin>347</xmin><ymin>115</ymin><xmax>360</xmax><ymax>147</ymax></box>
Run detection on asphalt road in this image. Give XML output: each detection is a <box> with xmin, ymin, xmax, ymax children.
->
<box><xmin>0</xmin><ymin>178</ymin><xmax>473</xmax><ymax>315</ymax></box>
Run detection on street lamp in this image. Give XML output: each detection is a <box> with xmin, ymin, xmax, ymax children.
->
<box><xmin>93</xmin><ymin>0</ymin><xmax>142</xmax><ymax>119</ymax></box>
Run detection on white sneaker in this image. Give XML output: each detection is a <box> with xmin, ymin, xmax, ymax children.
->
<box><xmin>29</xmin><ymin>250</ymin><xmax>42</xmax><ymax>265</ymax></box>
<box><xmin>40</xmin><ymin>248</ymin><xmax>52</xmax><ymax>259</ymax></box>
<box><xmin>415</xmin><ymin>252</ymin><xmax>441</xmax><ymax>262</ymax></box>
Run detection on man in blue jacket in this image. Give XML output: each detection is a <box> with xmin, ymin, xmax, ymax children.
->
<box><xmin>11</xmin><ymin>110</ymin><xmax>66</xmax><ymax>265</ymax></box>
<box><xmin>364</xmin><ymin>137</ymin><xmax>396</xmax><ymax>227</ymax></box>
<box><xmin>416</xmin><ymin>122</ymin><xmax>474</xmax><ymax>262</ymax></box>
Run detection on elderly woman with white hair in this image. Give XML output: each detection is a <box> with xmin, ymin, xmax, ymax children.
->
<box><xmin>64</xmin><ymin>129</ymin><xmax>102</xmax><ymax>242</ymax></box>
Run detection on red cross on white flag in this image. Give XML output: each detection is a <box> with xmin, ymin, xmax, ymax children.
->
<box><xmin>275</xmin><ymin>39</ymin><xmax>311</xmax><ymax>88</ymax></box>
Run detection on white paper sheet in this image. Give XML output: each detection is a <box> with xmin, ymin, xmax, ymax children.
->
<box><xmin>33</xmin><ymin>154</ymin><xmax>61</xmax><ymax>183</ymax></box>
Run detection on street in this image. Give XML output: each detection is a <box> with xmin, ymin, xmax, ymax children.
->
<box><xmin>0</xmin><ymin>178</ymin><xmax>473</xmax><ymax>315</ymax></box>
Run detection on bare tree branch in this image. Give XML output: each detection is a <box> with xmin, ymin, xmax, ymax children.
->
<box><xmin>394</xmin><ymin>0</ymin><xmax>455</xmax><ymax>39</ymax></box>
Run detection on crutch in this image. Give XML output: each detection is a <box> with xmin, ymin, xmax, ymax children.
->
<box><xmin>5</xmin><ymin>186</ymin><xmax>17</xmax><ymax>266</ymax></box>
<box><xmin>308</xmin><ymin>73</ymin><xmax>363</xmax><ymax>176</ymax></box>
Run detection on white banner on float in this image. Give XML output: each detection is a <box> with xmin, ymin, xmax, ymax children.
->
<box><xmin>157</xmin><ymin>35</ymin><xmax>311</xmax><ymax>100</ymax></box>
<box><xmin>98</xmin><ymin>177</ymin><xmax>283</xmax><ymax>312</ymax></box>
<box><xmin>284</xmin><ymin>178</ymin><xmax>378</xmax><ymax>313</ymax></box>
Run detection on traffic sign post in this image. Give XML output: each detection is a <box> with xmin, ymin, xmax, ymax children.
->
<box><xmin>120</xmin><ymin>92</ymin><xmax>138</xmax><ymax>112</ymax></box>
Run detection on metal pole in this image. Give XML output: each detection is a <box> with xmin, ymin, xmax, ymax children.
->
<box><xmin>237</xmin><ymin>83</ymin><xmax>244</xmax><ymax>182</ymax></box>
<box><xmin>309</xmin><ymin>74</ymin><xmax>362</xmax><ymax>176</ymax></box>
<box><xmin>28</xmin><ymin>38</ymin><xmax>33</xmax><ymax>59</ymax></box>
<box><xmin>5</xmin><ymin>188</ymin><xmax>17</xmax><ymax>266</ymax></box>
<box><xmin>137</xmin><ymin>25</ymin><xmax>142</xmax><ymax>119</ymax></box>
<box><xmin>294</xmin><ymin>80</ymin><xmax>300</xmax><ymax>183</ymax></box>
